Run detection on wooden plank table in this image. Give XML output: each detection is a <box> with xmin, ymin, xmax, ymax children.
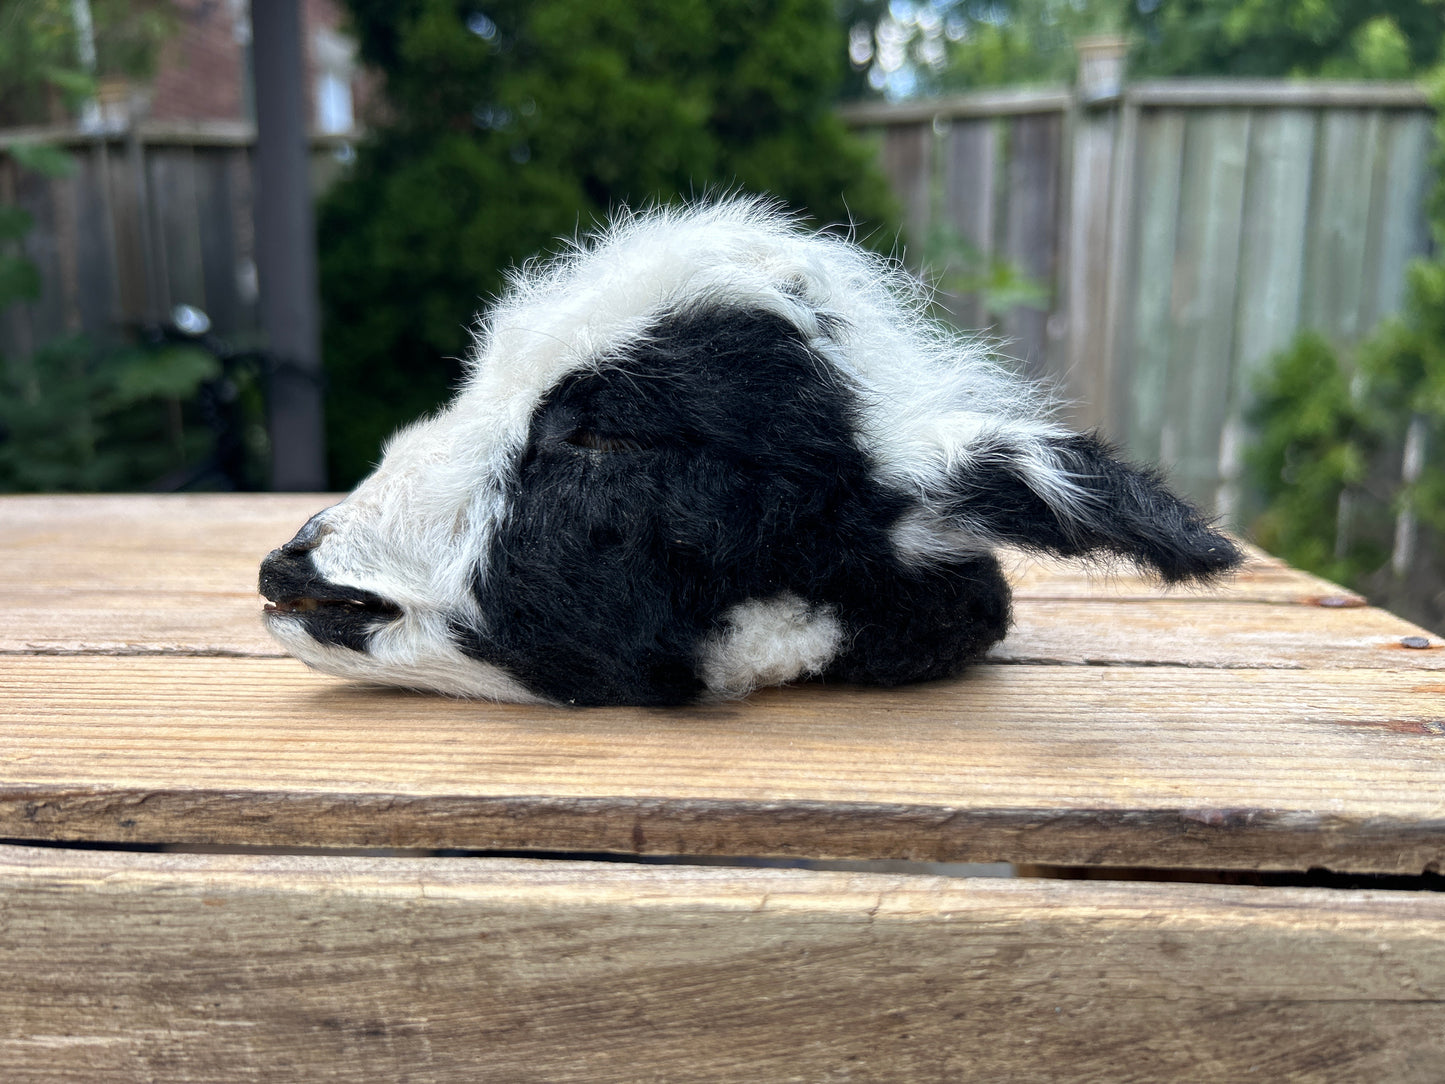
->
<box><xmin>2</xmin><ymin>493</ymin><xmax>1443</xmax><ymax>1082</ymax></box>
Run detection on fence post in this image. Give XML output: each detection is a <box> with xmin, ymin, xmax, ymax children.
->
<box><xmin>1062</xmin><ymin>36</ymin><xmax>1129</xmax><ymax>433</ymax></box>
<box><xmin>253</xmin><ymin>0</ymin><xmax>327</xmax><ymax>491</ymax></box>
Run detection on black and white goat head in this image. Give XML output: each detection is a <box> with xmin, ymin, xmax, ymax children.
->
<box><xmin>260</xmin><ymin>201</ymin><xmax>1241</xmax><ymax>706</ymax></box>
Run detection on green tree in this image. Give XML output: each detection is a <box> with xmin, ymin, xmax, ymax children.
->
<box><xmin>320</xmin><ymin>0</ymin><xmax>896</xmax><ymax>485</ymax></box>
<box><xmin>941</xmin><ymin>0</ymin><xmax>1122</xmax><ymax>91</ymax></box>
<box><xmin>0</xmin><ymin>0</ymin><xmax>230</xmax><ymax>494</ymax></box>
<box><xmin>0</xmin><ymin>0</ymin><xmax>177</xmax><ymax>126</ymax></box>
<box><xmin>847</xmin><ymin>0</ymin><xmax>1443</xmax><ymax>99</ymax></box>
<box><xmin>1130</xmin><ymin>0</ymin><xmax>1443</xmax><ymax>79</ymax></box>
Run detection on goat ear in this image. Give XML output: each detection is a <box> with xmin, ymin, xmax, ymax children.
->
<box><xmin>916</xmin><ymin>432</ymin><xmax>1242</xmax><ymax>584</ymax></box>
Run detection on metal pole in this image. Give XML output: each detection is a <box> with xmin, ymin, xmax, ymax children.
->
<box><xmin>252</xmin><ymin>0</ymin><xmax>327</xmax><ymax>490</ymax></box>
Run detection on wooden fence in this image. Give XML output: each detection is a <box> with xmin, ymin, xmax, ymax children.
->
<box><xmin>843</xmin><ymin>80</ymin><xmax>1436</xmax><ymax>519</ymax></box>
<box><xmin>2</xmin><ymin>85</ymin><xmax>1436</xmax><ymax>521</ymax></box>
<box><xmin>0</xmin><ymin>121</ymin><xmax>351</xmax><ymax>362</ymax></box>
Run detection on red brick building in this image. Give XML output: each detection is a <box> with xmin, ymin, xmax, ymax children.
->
<box><xmin>145</xmin><ymin>0</ymin><xmax>365</xmax><ymax>133</ymax></box>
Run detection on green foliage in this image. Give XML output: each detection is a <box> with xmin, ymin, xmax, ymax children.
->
<box><xmin>8</xmin><ymin>140</ymin><xmax>76</xmax><ymax>176</ymax></box>
<box><xmin>0</xmin><ymin>1</ymin><xmax>225</xmax><ymax>492</ymax></box>
<box><xmin>0</xmin><ymin>336</ymin><xmax>222</xmax><ymax>492</ymax></box>
<box><xmin>0</xmin><ymin>1</ymin><xmax>233</xmax><ymax>493</ymax></box>
<box><xmin>0</xmin><ymin>140</ymin><xmax>76</xmax><ymax>312</ymax></box>
<box><xmin>1246</xmin><ymin>332</ymin><xmax>1382</xmax><ymax>584</ymax></box>
<box><xmin>0</xmin><ymin>0</ymin><xmax>177</xmax><ymax>126</ymax></box>
<box><xmin>922</xmin><ymin>223</ymin><xmax>1049</xmax><ymax>314</ymax></box>
<box><xmin>0</xmin><ymin>204</ymin><xmax>42</xmax><ymax>305</ymax></box>
<box><xmin>942</xmin><ymin>0</ymin><xmax>1121</xmax><ymax>92</ymax></box>
<box><xmin>0</xmin><ymin>0</ymin><xmax>88</xmax><ymax>124</ymax></box>
<box><xmin>320</xmin><ymin>0</ymin><xmax>897</xmax><ymax>485</ymax></box>
<box><xmin>1323</xmin><ymin>15</ymin><xmax>1416</xmax><ymax>80</ymax></box>
<box><xmin>87</xmin><ymin>0</ymin><xmax>178</xmax><ymax>83</ymax></box>
<box><xmin>1129</xmin><ymin>0</ymin><xmax>1444</xmax><ymax>79</ymax></box>
<box><xmin>1247</xmin><ymin>65</ymin><xmax>1445</xmax><ymax>629</ymax></box>
<box><xmin>0</xmin><ymin>146</ymin><xmax>72</xmax><ymax>334</ymax></box>
<box><xmin>853</xmin><ymin>0</ymin><xmax>1443</xmax><ymax>99</ymax></box>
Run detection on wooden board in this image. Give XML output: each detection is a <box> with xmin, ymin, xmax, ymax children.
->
<box><xmin>1001</xmin><ymin>546</ymin><xmax>1367</xmax><ymax>605</ymax></box>
<box><xmin>1364</xmin><ymin>110</ymin><xmax>1434</xmax><ymax>329</ymax></box>
<box><xmin>942</xmin><ymin>117</ymin><xmax>997</xmax><ymax>330</ymax></box>
<box><xmin>1301</xmin><ymin>109</ymin><xmax>1381</xmax><ymax>345</ymax></box>
<box><xmin>1170</xmin><ymin>109</ymin><xmax>1251</xmax><ymax>508</ymax></box>
<box><xmin>2</xmin><ymin>843</ymin><xmax>1443</xmax><ymax>1083</ymax></box>
<box><xmin>0</xmin><ymin>495</ymin><xmax>1372</xmax><ymax>656</ymax></box>
<box><xmin>72</xmin><ymin>142</ymin><xmax>121</xmax><ymax>341</ymax></box>
<box><xmin>880</xmin><ymin>122</ymin><xmax>933</xmax><ymax>254</ymax></box>
<box><xmin>193</xmin><ymin>147</ymin><xmax>245</xmax><ymax>336</ymax></box>
<box><xmin>147</xmin><ymin>145</ymin><xmax>205</xmax><ymax>315</ymax></box>
<box><xmin>3</xmin><ymin>654</ymin><xmax>1443</xmax><ymax>870</ymax></box>
<box><xmin>1062</xmin><ymin>106</ymin><xmax>1118</xmax><ymax>431</ymax></box>
<box><xmin>2</xmin><ymin>495</ymin><xmax>1440</xmax><ymax>872</ymax></box>
<box><xmin>996</xmin><ymin>598</ymin><xmax>1443</xmax><ymax>669</ymax></box>
<box><xmin>1232</xmin><ymin>109</ymin><xmax>1314</xmax><ymax>376</ymax></box>
<box><xmin>0</xmin><ymin>493</ymin><xmax>326</xmax><ymax>657</ymax></box>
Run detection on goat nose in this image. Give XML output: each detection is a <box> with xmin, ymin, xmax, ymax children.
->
<box><xmin>281</xmin><ymin>513</ymin><xmax>333</xmax><ymax>555</ymax></box>
<box><xmin>260</xmin><ymin>539</ymin><xmax>324</xmax><ymax>602</ymax></box>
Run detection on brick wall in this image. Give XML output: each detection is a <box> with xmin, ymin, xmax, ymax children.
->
<box><xmin>147</xmin><ymin>0</ymin><xmax>363</xmax><ymax>130</ymax></box>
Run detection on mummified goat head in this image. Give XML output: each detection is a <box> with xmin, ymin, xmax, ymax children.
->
<box><xmin>260</xmin><ymin>201</ymin><xmax>1240</xmax><ymax>706</ymax></box>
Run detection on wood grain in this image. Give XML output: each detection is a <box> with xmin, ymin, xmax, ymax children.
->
<box><xmin>942</xmin><ymin>117</ymin><xmax>997</xmax><ymax>331</ymax></box>
<box><xmin>1002</xmin><ymin>546</ymin><xmax>1367</xmax><ymax>604</ymax></box>
<box><xmin>1170</xmin><ymin>109</ymin><xmax>1251</xmax><ymax>508</ymax></box>
<box><xmin>999</xmin><ymin>111</ymin><xmax>1062</xmax><ymax>379</ymax></box>
<box><xmin>2</xmin><ymin>654</ymin><xmax>1442</xmax><ymax>870</ymax></box>
<box><xmin>1123</xmin><ymin>107</ymin><xmax>1185</xmax><ymax>463</ymax></box>
<box><xmin>1063</xmin><ymin>106</ymin><xmax>1118</xmax><ymax>432</ymax></box>
<box><xmin>0</xmin><ymin>495</ymin><xmax>1373</xmax><ymax>657</ymax></box>
<box><xmin>995</xmin><ymin>598</ymin><xmax>1441</xmax><ymax>669</ymax></box>
<box><xmin>1302</xmin><ymin>108</ymin><xmax>1380</xmax><ymax>344</ymax></box>
<box><xmin>2</xmin><ymin>843</ymin><xmax>1442</xmax><ymax>1084</ymax></box>
<box><xmin>3</xmin><ymin>495</ymin><xmax>1440</xmax><ymax>870</ymax></box>
<box><xmin>0</xmin><ymin>493</ymin><xmax>330</xmax><ymax>656</ymax></box>
<box><xmin>1366</xmin><ymin>112</ymin><xmax>1433</xmax><ymax>325</ymax></box>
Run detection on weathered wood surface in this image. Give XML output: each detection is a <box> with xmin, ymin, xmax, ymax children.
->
<box><xmin>4</xmin><ymin>654</ymin><xmax>1442</xmax><ymax>870</ymax></box>
<box><xmin>3</xmin><ymin>843</ymin><xmax>1443</xmax><ymax>1084</ymax></box>
<box><xmin>2</xmin><ymin>494</ymin><xmax>1441</xmax><ymax>871</ymax></box>
<box><xmin>999</xmin><ymin>111</ymin><xmax>1062</xmax><ymax>378</ymax></box>
<box><xmin>0</xmin><ymin>493</ymin><xmax>314</xmax><ymax>656</ymax></box>
<box><xmin>0</xmin><ymin>494</ymin><xmax>1377</xmax><ymax>654</ymax></box>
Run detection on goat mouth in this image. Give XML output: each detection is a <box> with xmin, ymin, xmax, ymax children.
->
<box><xmin>262</xmin><ymin>591</ymin><xmax>402</xmax><ymax>620</ymax></box>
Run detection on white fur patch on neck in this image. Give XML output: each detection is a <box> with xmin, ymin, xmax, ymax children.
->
<box><xmin>697</xmin><ymin>593</ymin><xmax>843</xmax><ymax>699</ymax></box>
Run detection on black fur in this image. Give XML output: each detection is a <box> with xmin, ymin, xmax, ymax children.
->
<box><xmin>936</xmin><ymin>434</ymin><xmax>1243</xmax><ymax>582</ymax></box>
<box><xmin>262</xmin><ymin>298</ymin><xmax>1242</xmax><ymax>707</ymax></box>
<box><xmin>452</xmin><ymin>304</ymin><xmax>1014</xmax><ymax>705</ymax></box>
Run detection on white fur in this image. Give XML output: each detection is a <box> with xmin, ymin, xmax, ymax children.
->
<box><xmin>268</xmin><ymin>199</ymin><xmax>1084</xmax><ymax>700</ymax></box>
<box><xmin>697</xmin><ymin>594</ymin><xmax>844</xmax><ymax>699</ymax></box>
<box><xmin>268</xmin><ymin>612</ymin><xmax>545</xmax><ymax>702</ymax></box>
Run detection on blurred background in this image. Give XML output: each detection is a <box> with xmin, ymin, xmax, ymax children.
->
<box><xmin>0</xmin><ymin>0</ymin><xmax>1441</xmax><ymax>631</ymax></box>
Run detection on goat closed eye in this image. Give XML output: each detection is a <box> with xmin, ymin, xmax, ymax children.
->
<box><xmin>563</xmin><ymin>429</ymin><xmax>651</xmax><ymax>453</ymax></box>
